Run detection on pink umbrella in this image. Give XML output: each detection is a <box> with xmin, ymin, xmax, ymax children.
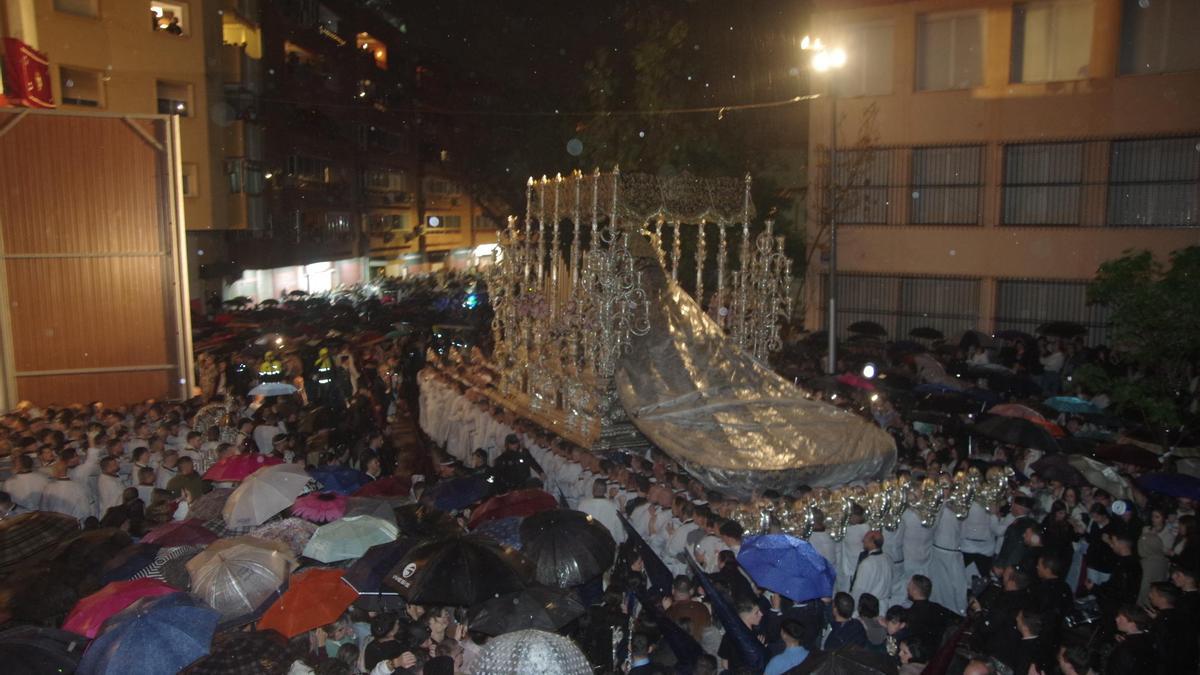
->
<box><xmin>203</xmin><ymin>453</ymin><xmax>283</xmax><ymax>482</ymax></box>
<box><xmin>292</xmin><ymin>492</ymin><xmax>348</xmax><ymax>523</ymax></box>
<box><xmin>989</xmin><ymin>403</ymin><xmax>1065</xmax><ymax>438</ymax></box>
<box><xmin>835</xmin><ymin>373</ymin><xmax>876</xmax><ymax>391</ymax></box>
<box><xmin>62</xmin><ymin>578</ymin><xmax>178</xmax><ymax>638</ymax></box>
<box><xmin>141</xmin><ymin>519</ymin><xmax>219</xmax><ymax>547</ymax></box>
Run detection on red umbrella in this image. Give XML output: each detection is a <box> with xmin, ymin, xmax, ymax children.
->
<box><xmin>140</xmin><ymin>519</ymin><xmax>218</xmax><ymax>547</ymax></box>
<box><xmin>257</xmin><ymin>568</ymin><xmax>358</xmax><ymax>638</ymax></box>
<box><xmin>353</xmin><ymin>476</ymin><xmax>411</xmax><ymax>498</ymax></box>
<box><xmin>989</xmin><ymin>403</ymin><xmax>1065</xmax><ymax>438</ymax></box>
<box><xmin>62</xmin><ymin>578</ymin><xmax>177</xmax><ymax>638</ymax></box>
<box><xmin>291</xmin><ymin>492</ymin><xmax>348</xmax><ymax>523</ymax></box>
<box><xmin>835</xmin><ymin>374</ymin><xmax>876</xmax><ymax>391</ymax></box>
<box><xmin>1092</xmin><ymin>443</ymin><xmax>1161</xmax><ymax>470</ymax></box>
<box><xmin>203</xmin><ymin>453</ymin><xmax>283</xmax><ymax>482</ymax></box>
<box><xmin>468</xmin><ymin>488</ymin><xmax>559</xmax><ymax>529</ymax></box>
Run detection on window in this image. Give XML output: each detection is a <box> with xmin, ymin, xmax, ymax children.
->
<box><xmin>427</xmin><ymin>215</ymin><xmax>461</xmax><ymax>231</ymax></box>
<box><xmin>286</xmin><ymin>155</ymin><xmax>333</xmax><ymax>183</ymax></box>
<box><xmin>1119</xmin><ymin>0</ymin><xmax>1200</xmax><ymax>75</ymax></box>
<box><xmin>917</xmin><ymin>12</ymin><xmax>983</xmax><ymax>91</ymax></box>
<box><xmin>59</xmin><ymin>66</ymin><xmax>103</xmax><ymax>107</ymax></box>
<box><xmin>1002</xmin><ymin>142</ymin><xmax>1084</xmax><ymax>225</ymax></box>
<box><xmin>911</xmin><ymin>146</ymin><xmax>984</xmax><ymax>224</ymax></box>
<box><xmin>425</xmin><ymin>178</ymin><xmax>460</xmax><ymax>196</ymax></box>
<box><xmin>356</xmin><ymin>33</ymin><xmax>388</xmax><ymax>69</ymax></box>
<box><xmin>222</xmin><ymin>13</ymin><xmax>263</xmax><ymax>59</ymax></box>
<box><xmin>833</xmin><ymin>148</ymin><xmax>895</xmax><ymax>224</ymax></box>
<box><xmin>1107</xmin><ymin>137</ymin><xmax>1200</xmax><ymax>227</ymax></box>
<box><xmin>156</xmin><ymin>81</ymin><xmax>193</xmax><ymax>116</ymax></box>
<box><xmin>369</xmin><ymin>214</ymin><xmax>409</xmax><ymax>233</ymax></box>
<box><xmin>995</xmin><ymin>279</ymin><xmax>1110</xmax><ymax>343</ymax></box>
<box><xmin>53</xmin><ymin>0</ymin><xmax>98</xmax><ymax>18</ymax></box>
<box><xmin>227</xmin><ymin>160</ymin><xmax>265</xmax><ymax>195</ymax></box>
<box><xmin>365</xmin><ymin>168</ymin><xmax>408</xmax><ymax>192</ymax></box>
<box><xmin>839</xmin><ymin>22</ymin><xmax>894</xmax><ymax>97</ymax></box>
<box><xmin>283</xmin><ymin>41</ymin><xmax>317</xmax><ymax>65</ymax></box>
<box><xmin>181</xmin><ymin>163</ymin><xmax>199</xmax><ymax>197</ymax></box>
<box><xmin>325</xmin><ymin>213</ymin><xmax>352</xmax><ymax>234</ymax></box>
<box><xmin>150</xmin><ymin>2</ymin><xmax>189</xmax><ymax>36</ymax></box>
<box><xmin>818</xmin><ymin>274</ymin><xmax>980</xmax><ymax>338</ymax></box>
<box><xmin>1012</xmin><ymin>0</ymin><xmax>1093</xmax><ymax>83</ymax></box>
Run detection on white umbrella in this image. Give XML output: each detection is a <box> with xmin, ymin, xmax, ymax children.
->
<box><xmin>302</xmin><ymin>515</ymin><xmax>399</xmax><ymax>563</ymax></box>
<box><xmin>1066</xmin><ymin>455</ymin><xmax>1133</xmax><ymax>500</ymax></box>
<box><xmin>186</xmin><ymin>536</ymin><xmax>296</xmax><ymax>620</ymax></box>
<box><xmin>223</xmin><ymin>464</ymin><xmax>313</xmax><ymax>529</ymax></box>
<box><xmin>249</xmin><ymin>382</ymin><xmax>298</xmax><ymax>397</ymax></box>
<box><xmin>469</xmin><ymin>629</ymin><xmax>592</xmax><ymax>675</ymax></box>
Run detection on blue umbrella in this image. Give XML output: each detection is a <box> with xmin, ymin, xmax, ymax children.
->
<box><xmin>308</xmin><ymin>465</ymin><xmax>370</xmax><ymax>495</ymax></box>
<box><xmin>736</xmin><ymin>533</ymin><xmax>837</xmax><ymax>602</ymax></box>
<box><xmin>914</xmin><ymin>382</ymin><xmax>962</xmax><ymax>395</ymax></box>
<box><xmin>472</xmin><ymin>516</ymin><xmax>524</xmax><ymax>550</ymax></box>
<box><xmin>98</xmin><ymin>543</ymin><xmax>162</xmax><ymax>584</ymax></box>
<box><xmin>77</xmin><ymin>592</ymin><xmax>219</xmax><ymax>675</ymax></box>
<box><xmin>428</xmin><ymin>476</ymin><xmax>490</xmax><ymax>512</ymax></box>
<box><xmin>343</xmin><ymin>538</ymin><xmax>418</xmax><ymax>610</ymax></box>
<box><xmin>1043</xmin><ymin>396</ymin><xmax>1102</xmax><ymax>415</ymax></box>
<box><xmin>1137</xmin><ymin>473</ymin><xmax>1200</xmax><ymax>501</ymax></box>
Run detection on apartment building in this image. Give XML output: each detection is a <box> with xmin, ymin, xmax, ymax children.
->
<box><xmin>804</xmin><ymin>0</ymin><xmax>1200</xmax><ymax>344</ymax></box>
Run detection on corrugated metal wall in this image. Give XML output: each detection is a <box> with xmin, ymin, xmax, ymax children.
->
<box><xmin>819</xmin><ymin>273</ymin><xmax>981</xmax><ymax>338</ymax></box>
<box><xmin>0</xmin><ymin>111</ymin><xmax>191</xmax><ymax>406</ymax></box>
<box><xmin>994</xmin><ymin>279</ymin><xmax>1111</xmax><ymax>344</ymax></box>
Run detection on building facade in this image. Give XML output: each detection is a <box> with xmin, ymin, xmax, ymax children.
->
<box><xmin>804</xmin><ymin>0</ymin><xmax>1200</xmax><ymax>344</ymax></box>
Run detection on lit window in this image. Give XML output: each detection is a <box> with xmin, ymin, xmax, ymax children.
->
<box><xmin>1012</xmin><ymin>0</ymin><xmax>1094</xmax><ymax>83</ymax></box>
<box><xmin>222</xmin><ymin>13</ymin><xmax>262</xmax><ymax>59</ymax></box>
<box><xmin>284</xmin><ymin>41</ymin><xmax>316</xmax><ymax>65</ymax></box>
<box><xmin>1119</xmin><ymin>0</ymin><xmax>1200</xmax><ymax>75</ymax></box>
<box><xmin>156</xmin><ymin>80</ymin><xmax>193</xmax><ymax>116</ymax></box>
<box><xmin>916</xmin><ymin>12</ymin><xmax>983</xmax><ymax>91</ymax></box>
<box><xmin>150</xmin><ymin>1</ymin><xmax>189</xmax><ymax>36</ymax></box>
<box><xmin>356</xmin><ymin>33</ymin><xmax>388</xmax><ymax>69</ymax></box>
<box><xmin>838</xmin><ymin>21</ymin><xmax>894</xmax><ymax>97</ymax></box>
<box><xmin>427</xmin><ymin>215</ymin><xmax>462</xmax><ymax>231</ymax></box>
<box><xmin>59</xmin><ymin>66</ymin><xmax>104</xmax><ymax>108</ymax></box>
<box><xmin>54</xmin><ymin>0</ymin><xmax>98</xmax><ymax>18</ymax></box>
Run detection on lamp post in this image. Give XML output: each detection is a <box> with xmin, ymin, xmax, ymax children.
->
<box><xmin>802</xmin><ymin>36</ymin><xmax>847</xmax><ymax>374</ymax></box>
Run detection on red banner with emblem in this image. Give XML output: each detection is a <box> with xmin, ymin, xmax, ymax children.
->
<box><xmin>2</xmin><ymin>38</ymin><xmax>54</xmax><ymax>108</ymax></box>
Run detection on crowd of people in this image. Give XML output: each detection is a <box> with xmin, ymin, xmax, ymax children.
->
<box><xmin>0</xmin><ymin>274</ymin><xmax>1197</xmax><ymax>675</ymax></box>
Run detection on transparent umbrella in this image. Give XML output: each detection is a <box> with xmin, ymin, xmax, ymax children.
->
<box><xmin>469</xmin><ymin>629</ymin><xmax>592</xmax><ymax>675</ymax></box>
<box><xmin>222</xmin><ymin>464</ymin><xmax>313</xmax><ymax>529</ymax></box>
<box><xmin>186</xmin><ymin>536</ymin><xmax>296</xmax><ymax>620</ymax></box>
<box><xmin>302</xmin><ymin>515</ymin><xmax>399</xmax><ymax>563</ymax></box>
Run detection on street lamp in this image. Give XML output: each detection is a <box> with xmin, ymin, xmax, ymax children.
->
<box><xmin>802</xmin><ymin>35</ymin><xmax>846</xmax><ymax>374</ymax></box>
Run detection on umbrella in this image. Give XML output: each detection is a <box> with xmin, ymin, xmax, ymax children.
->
<box><xmin>345</xmin><ymin>496</ymin><xmax>399</xmax><ymax>525</ymax></box>
<box><xmin>1137</xmin><ymin>473</ymin><xmax>1200</xmax><ymax>501</ymax></box>
<box><xmin>140</xmin><ymin>519</ymin><xmax>218</xmax><ymax>547</ymax></box>
<box><xmin>353</xmin><ymin>475</ymin><xmax>411</xmax><ymax>498</ymax></box>
<box><xmin>887</xmin><ymin>340</ymin><xmax>927</xmax><ymax>355</ymax></box>
<box><xmin>988</xmin><ymin>403</ymin><xmax>1065</xmax><ymax>438</ymax></box>
<box><xmin>1044</xmin><ymin>396</ymin><xmax>1103</xmax><ymax>415</ymax></box>
<box><xmin>468</xmin><ymin>488</ymin><xmax>558</xmax><ymax>529</ymax></box>
<box><xmin>189</xmin><ymin>488</ymin><xmax>233</xmax><ymax>522</ymax></box>
<box><xmin>909</xmin><ymin>327</ymin><xmax>944</xmax><ymax>340</ymax></box>
<box><xmin>1066</xmin><ymin>455</ymin><xmax>1133</xmax><ymax>499</ymax></box>
<box><xmin>736</xmin><ymin>534</ymin><xmax>837</xmax><ymax>602</ymax></box>
<box><xmin>343</xmin><ymin>538</ymin><xmax>418</xmax><ymax>610</ymax></box>
<box><xmin>308</xmin><ymin>465</ymin><xmax>372</xmax><ymax>496</ymax></box>
<box><xmin>99</xmin><ymin>543</ymin><xmax>163</xmax><ymax>584</ymax></box>
<box><xmin>955</xmin><ymin>329</ymin><xmax>994</xmax><ymax>350</ymax></box>
<box><xmin>0</xmin><ymin>511</ymin><xmax>80</xmax><ymax>577</ymax></box>
<box><xmin>248</xmin><ymin>382</ymin><xmax>297</xmax><ymax>397</ymax></box>
<box><xmin>1031</xmin><ymin>454</ymin><xmax>1089</xmax><ymax>487</ymax></box>
<box><xmin>394</xmin><ymin>503</ymin><xmax>462</xmax><ymax>538</ymax></box>
<box><xmin>186</xmin><ymin>537</ymin><xmax>296</xmax><ymax>620</ymax></box>
<box><xmin>385</xmin><ymin>534</ymin><xmax>533</xmax><ymax>606</ymax></box>
<box><xmin>53</xmin><ymin>529</ymin><xmax>135</xmax><ymax>596</ymax></box>
<box><xmin>181</xmin><ymin>629</ymin><xmax>292</xmax><ymax>675</ymax></box>
<box><xmin>1037</xmin><ymin>321</ymin><xmax>1088</xmax><ymax>338</ymax></box>
<box><xmin>914</xmin><ymin>393</ymin><xmax>980</xmax><ymax>415</ymax></box>
<box><xmin>0</xmin><ymin>565</ymin><xmax>81</xmax><ymax>626</ymax></box>
<box><xmin>471</xmin><ymin>515</ymin><xmax>525</xmax><ymax>550</ymax></box>
<box><xmin>258</xmin><ymin>568</ymin><xmax>358</xmax><ymax>638</ymax></box>
<box><xmin>789</xmin><ymin>645</ymin><xmax>898</xmax><ymax>674</ymax></box>
<box><xmin>468</xmin><ymin>585</ymin><xmax>586</xmax><ymax>636</ymax></box>
<box><xmin>223</xmin><ymin>464</ymin><xmax>313</xmax><ymax>528</ymax></box>
<box><xmin>835</xmin><ymin>373</ymin><xmax>876</xmax><ymax>392</ymax></box>
<box><xmin>970</xmin><ymin>415</ymin><xmax>1060</xmax><ymax>453</ymax></box>
<box><xmin>847</xmin><ymin>320</ymin><xmax>887</xmax><ymax>337</ymax></box>
<box><xmin>0</xmin><ymin>625</ymin><xmax>88</xmax><ymax>675</ymax></box>
<box><xmin>1092</xmin><ymin>443</ymin><xmax>1161</xmax><ymax>470</ymax></box>
<box><xmin>247</xmin><ymin>517</ymin><xmax>319</xmax><ymax>558</ymax></box>
<box><xmin>302</xmin><ymin>514</ymin><xmax>399</xmax><ymax>563</ymax></box>
<box><xmin>130</xmin><ymin>544</ymin><xmax>205</xmax><ymax>588</ymax></box>
<box><xmin>63</xmin><ymin>578</ymin><xmax>178</xmax><ymax>639</ymax></box>
<box><xmin>993</xmin><ymin>329</ymin><xmax>1034</xmax><ymax>342</ymax></box>
<box><xmin>520</xmin><ymin>509</ymin><xmax>617</xmax><ymax>588</ymax></box>
<box><xmin>292</xmin><ymin>492</ymin><xmax>348</xmax><ymax>523</ymax></box>
<box><xmin>469</xmin><ymin>629</ymin><xmax>592</xmax><ymax>675</ymax></box>
<box><xmin>203</xmin><ymin>454</ymin><xmax>283</xmax><ymax>482</ymax></box>
<box><xmin>428</xmin><ymin>475</ymin><xmax>491</xmax><ymax>512</ymax></box>
<box><xmin>77</xmin><ymin>592</ymin><xmax>220</xmax><ymax>675</ymax></box>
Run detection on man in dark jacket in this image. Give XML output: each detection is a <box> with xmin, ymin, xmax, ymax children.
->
<box><xmin>823</xmin><ymin>593</ymin><xmax>868</xmax><ymax>651</ymax></box>
<box><xmin>1105</xmin><ymin>605</ymin><xmax>1156</xmax><ymax>675</ymax></box>
<box><xmin>1088</xmin><ymin>533</ymin><xmax>1141</xmax><ymax>622</ymax></box>
<box><xmin>1148</xmin><ymin>581</ymin><xmax>1198</xmax><ymax>675</ymax></box>
<box><xmin>905</xmin><ymin>574</ymin><xmax>959</xmax><ymax>652</ymax></box>
<box><xmin>490</xmin><ymin>434</ymin><xmax>543</xmax><ymax>493</ymax></box>
<box><xmin>995</xmin><ymin>496</ymin><xmax>1037</xmax><ymax>572</ymax></box>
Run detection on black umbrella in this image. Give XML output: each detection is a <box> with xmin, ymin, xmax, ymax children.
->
<box><xmin>847</xmin><ymin>320</ymin><xmax>887</xmax><ymax>337</ymax></box>
<box><xmin>993</xmin><ymin>329</ymin><xmax>1034</xmax><ymax>343</ymax></box>
<box><xmin>0</xmin><ymin>625</ymin><xmax>88</xmax><ymax>675</ymax></box>
<box><xmin>908</xmin><ymin>326</ymin><xmax>944</xmax><ymax>340</ymax></box>
<box><xmin>0</xmin><ymin>564</ymin><xmax>80</xmax><ymax>626</ymax></box>
<box><xmin>887</xmin><ymin>340</ymin><xmax>927</xmax><ymax>356</ymax></box>
<box><xmin>1037</xmin><ymin>321</ymin><xmax>1088</xmax><ymax>338</ymax></box>
<box><xmin>0</xmin><ymin>511</ymin><xmax>80</xmax><ymax>578</ymax></box>
<box><xmin>468</xmin><ymin>585</ymin><xmax>586</xmax><ymax>636</ymax></box>
<box><xmin>519</xmin><ymin>509</ymin><xmax>617</xmax><ymax>588</ymax></box>
<box><xmin>913</xmin><ymin>393</ymin><xmax>980</xmax><ymax>415</ymax></box>
<box><xmin>385</xmin><ymin>534</ymin><xmax>533</xmax><ymax>606</ymax></box>
<box><xmin>970</xmin><ymin>415</ymin><xmax>1060</xmax><ymax>453</ymax></box>
<box><xmin>186</xmin><ymin>629</ymin><xmax>292</xmax><ymax>675</ymax></box>
<box><xmin>393</xmin><ymin>504</ymin><xmax>463</xmax><ymax>539</ymax></box>
<box><xmin>1030</xmin><ymin>454</ymin><xmax>1089</xmax><ymax>487</ymax></box>
<box><xmin>786</xmin><ymin>646</ymin><xmax>898</xmax><ymax>674</ymax></box>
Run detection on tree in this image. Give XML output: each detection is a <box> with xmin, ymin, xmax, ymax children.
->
<box><xmin>1079</xmin><ymin>246</ymin><xmax>1200</xmax><ymax>432</ymax></box>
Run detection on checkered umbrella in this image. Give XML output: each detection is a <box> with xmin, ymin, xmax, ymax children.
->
<box><xmin>0</xmin><ymin>512</ymin><xmax>80</xmax><ymax>577</ymax></box>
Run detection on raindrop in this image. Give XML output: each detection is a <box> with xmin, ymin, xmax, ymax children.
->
<box><xmin>1138</xmin><ymin>0</ymin><xmax>1150</xmax><ymax>7</ymax></box>
<box><xmin>566</xmin><ymin>138</ymin><xmax>583</xmax><ymax>156</ymax></box>
<box><xmin>638</xmin><ymin>131</ymin><xmax>646</xmax><ymax>138</ymax></box>
<box><xmin>789</xmin><ymin>67</ymin><xmax>800</xmax><ymax>77</ymax></box>
<box><xmin>911</xmin><ymin>191</ymin><xmax>920</xmax><ymax>199</ymax></box>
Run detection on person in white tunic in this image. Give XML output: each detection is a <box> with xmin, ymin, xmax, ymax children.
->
<box><xmin>928</xmin><ymin>503</ymin><xmax>969</xmax><ymax>615</ymax></box>
<box><xmin>96</xmin><ymin>457</ymin><xmax>126</xmax><ymax>517</ymax></box>
<box><xmin>577</xmin><ymin>478</ymin><xmax>627</xmax><ymax>545</ymax></box>
<box><xmin>837</xmin><ymin>513</ymin><xmax>871</xmax><ymax>594</ymax></box>
<box><xmin>663</xmin><ymin>500</ymin><xmax>701</xmax><ymax>576</ymax></box>
<box><xmin>850</xmin><ymin>530</ymin><xmax>894</xmax><ymax>608</ymax></box>
<box><xmin>806</xmin><ymin>512</ymin><xmax>840</xmax><ymax>575</ymax></box>
<box><xmin>4</xmin><ymin>454</ymin><xmax>49</xmax><ymax>511</ymax></box>
<box><xmin>41</xmin><ymin>464</ymin><xmax>95</xmax><ymax>523</ymax></box>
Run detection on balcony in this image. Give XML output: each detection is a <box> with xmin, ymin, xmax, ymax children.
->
<box><xmin>223</xmin><ymin>120</ymin><xmax>263</xmax><ymax>161</ymax></box>
<box><xmin>221</xmin><ymin>44</ymin><xmax>262</xmax><ymax>93</ymax></box>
